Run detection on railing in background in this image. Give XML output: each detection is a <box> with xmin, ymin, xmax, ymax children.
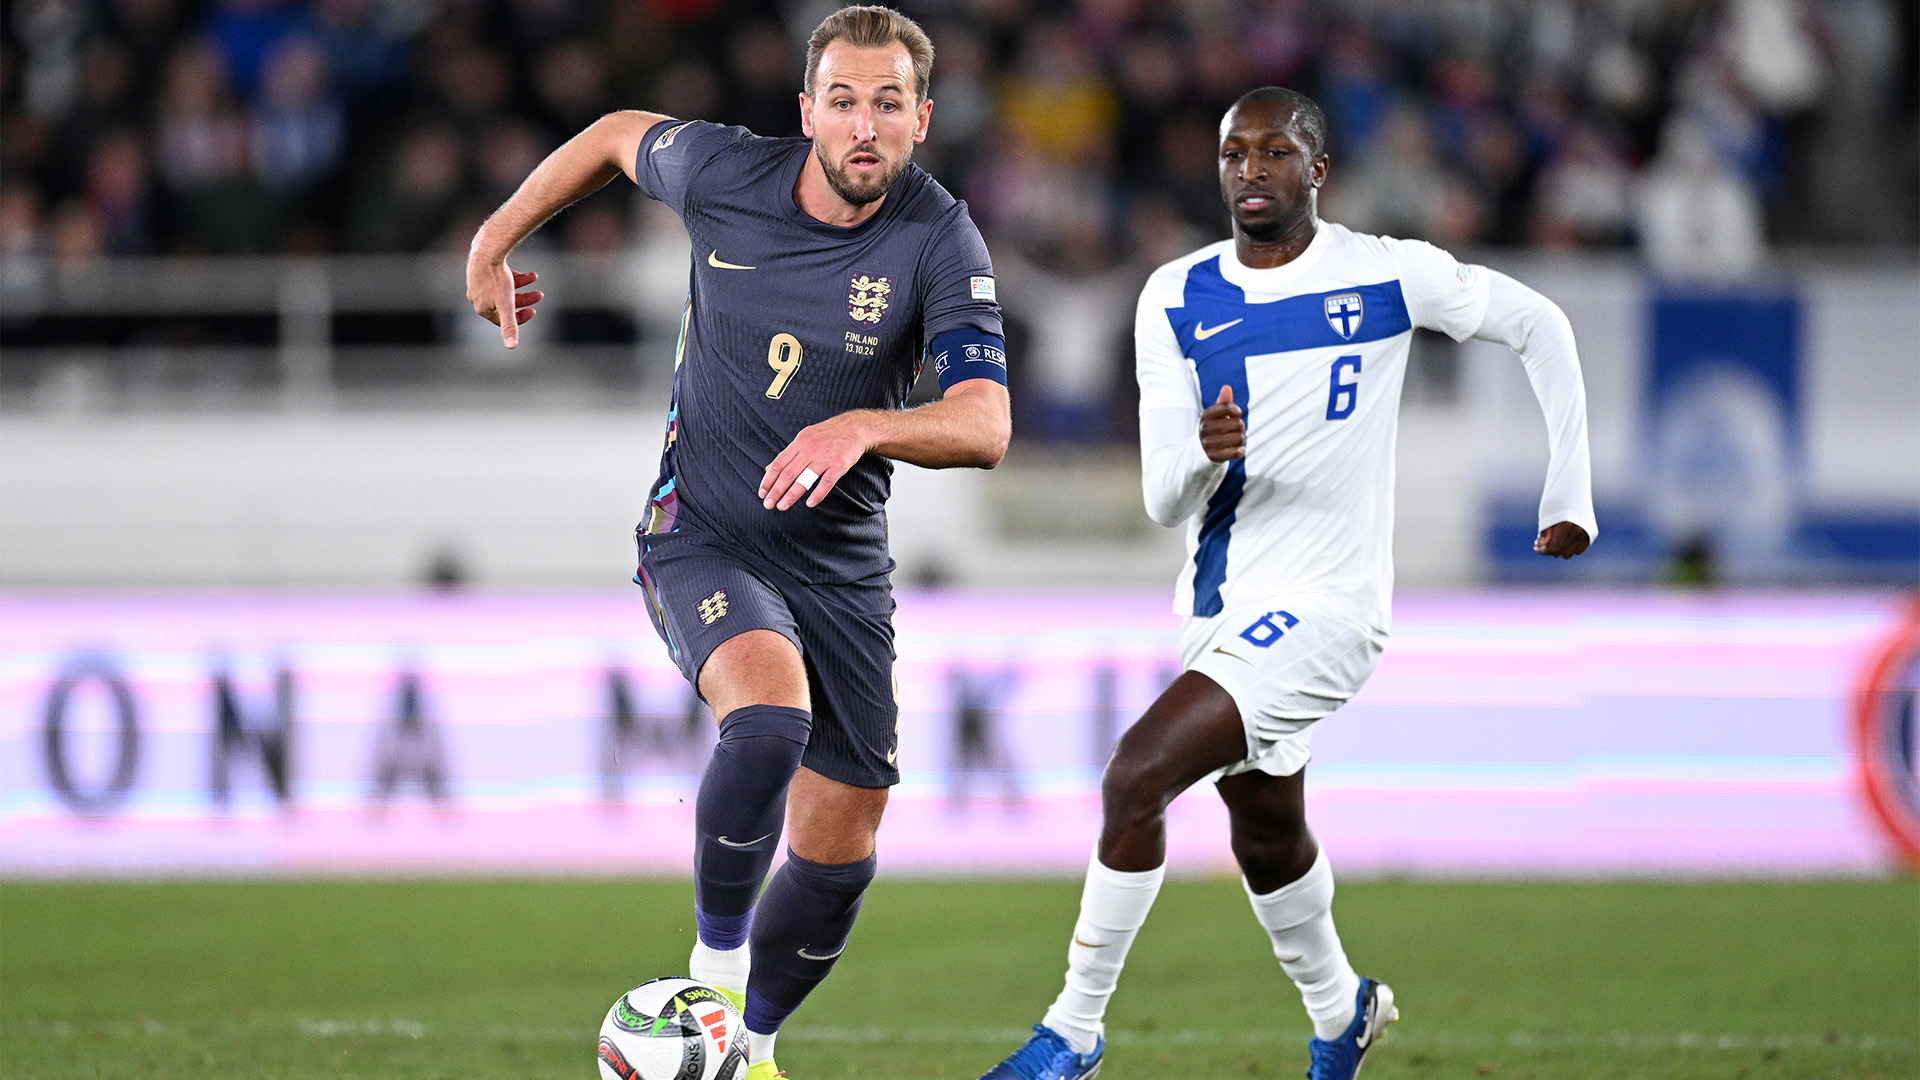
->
<box><xmin>0</xmin><ymin>253</ymin><xmax>683</xmax><ymax>411</ymax></box>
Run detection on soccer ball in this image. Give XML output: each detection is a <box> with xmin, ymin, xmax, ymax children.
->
<box><xmin>597</xmin><ymin>977</ymin><xmax>747</xmax><ymax>1080</ymax></box>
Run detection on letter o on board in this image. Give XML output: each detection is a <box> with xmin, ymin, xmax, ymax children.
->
<box><xmin>43</xmin><ymin>654</ymin><xmax>141</xmax><ymax>816</ymax></box>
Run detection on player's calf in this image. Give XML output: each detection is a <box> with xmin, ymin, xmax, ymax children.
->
<box><xmin>691</xmin><ymin>704</ymin><xmax>812</xmax><ymax>1003</ymax></box>
<box><xmin>742</xmin><ymin>849</ymin><xmax>877</xmax><ymax>1070</ymax></box>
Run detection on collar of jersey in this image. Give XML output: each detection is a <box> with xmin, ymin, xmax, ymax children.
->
<box><xmin>1217</xmin><ymin>217</ymin><xmax>1332</xmax><ymax>297</ymax></box>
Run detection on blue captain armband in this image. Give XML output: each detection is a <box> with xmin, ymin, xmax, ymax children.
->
<box><xmin>927</xmin><ymin>327</ymin><xmax>1008</xmax><ymax>391</ymax></box>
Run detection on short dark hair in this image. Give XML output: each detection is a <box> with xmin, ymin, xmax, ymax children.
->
<box><xmin>806</xmin><ymin>5</ymin><xmax>935</xmax><ymax>102</ymax></box>
<box><xmin>1225</xmin><ymin>86</ymin><xmax>1328</xmax><ymax>157</ymax></box>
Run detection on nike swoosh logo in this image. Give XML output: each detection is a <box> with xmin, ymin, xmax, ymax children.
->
<box><xmin>887</xmin><ymin>747</ymin><xmax>898</xmax><ymax>764</ymax></box>
<box><xmin>708</xmin><ymin>250</ymin><xmax>755</xmax><ymax>270</ymax></box>
<box><xmin>1212</xmin><ymin>646</ymin><xmax>1252</xmax><ymax>664</ymax></box>
<box><xmin>797</xmin><ymin>943</ymin><xmax>846</xmax><ymax>961</ymax></box>
<box><xmin>715</xmin><ymin>832</ymin><xmax>774</xmax><ymax>849</ymax></box>
<box><xmin>1072</xmin><ymin>936</ymin><xmax>1108</xmax><ymax>948</ymax></box>
<box><xmin>1194</xmin><ymin>318</ymin><xmax>1243</xmax><ymax>340</ymax></box>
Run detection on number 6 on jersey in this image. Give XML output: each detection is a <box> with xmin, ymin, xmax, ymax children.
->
<box><xmin>1326</xmin><ymin>354</ymin><xmax>1362</xmax><ymax>420</ymax></box>
<box><xmin>766</xmin><ymin>333</ymin><xmax>803</xmax><ymax>398</ymax></box>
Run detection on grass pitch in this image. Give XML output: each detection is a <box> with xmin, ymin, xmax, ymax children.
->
<box><xmin>2</xmin><ymin>877</ymin><xmax>1913</xmax><ymax>1079</ymax></box>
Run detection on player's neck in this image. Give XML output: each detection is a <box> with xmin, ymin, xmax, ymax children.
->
<box><xmin>794</xmin><ymin>150</ymin><xmax>887</xmax><ymax>227</ymax></box>
<box><xmin>1232</xmin><ymin>213</ymin><xmax>1317</xmax><ymax>270</ymax></box>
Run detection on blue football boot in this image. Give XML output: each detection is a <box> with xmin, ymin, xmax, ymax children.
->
<box><xmin>977</xmin><ymin>1023</ymin><xmax>1103</xmax><ymax>1080</ymax></box>
<box><xmin>1306</xmin><ymin>978</ymin><xmax>1397</xmax><ymax>1080</ymax></box>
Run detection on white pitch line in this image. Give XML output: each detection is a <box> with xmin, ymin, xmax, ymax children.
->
<box><xmin>15</xmin><ymin>1018</ymin><xmax>1909</xmax><ymax>1056</ymax></box>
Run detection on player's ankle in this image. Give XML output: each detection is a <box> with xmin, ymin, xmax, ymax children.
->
<box><xmin>691</xmin><ymin>938</ymin><xmax>750</xmax><ymax>994</ymax></box>
<box><xmin>1041</xmin><ymin>1013</ymin><xmax>1102</xmax><ymax>1056</ymax></box>
<box><xmin>747</xmin><ymin>1027</ymin><xmax>778</xmax><ymax>1064</ymax></box>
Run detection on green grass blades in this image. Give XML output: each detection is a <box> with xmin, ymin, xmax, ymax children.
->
<box><xmin>2</xmin><ymin>878</ymin><xmax>1914</xmax><ymax>1079</ymax></box>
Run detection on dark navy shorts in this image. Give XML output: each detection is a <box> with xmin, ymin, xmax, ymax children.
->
<box><xmin>635</xmin><ymin>527</ymin><xmax>900</xmax><ymax>788</ymax></box>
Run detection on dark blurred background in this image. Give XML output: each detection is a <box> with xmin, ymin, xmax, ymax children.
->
<box><xmin>7</xmin><ymin>0</ymin><xmax>1915</xmax><ymax>259</ymax></box>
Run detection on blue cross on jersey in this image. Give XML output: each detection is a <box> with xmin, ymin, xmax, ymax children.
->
<box><xmin>1160</xmin><ymin>256</ymin><xmax>1413</xmax><ymax>616</ymax></box>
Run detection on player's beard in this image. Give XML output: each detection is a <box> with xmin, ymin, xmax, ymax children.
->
<box><xmin>819</xmin><ymin>141</ymin><xmax>908</xmax><ymax>207</ymax></box>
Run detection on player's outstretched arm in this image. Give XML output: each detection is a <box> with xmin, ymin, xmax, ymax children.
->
<box><xmin>1471</xmin><ymin>269</ymin><xmax>1598</xmax><ymax>558</ymax></box>
<box><xmin>465</xmin><ymin>109</ymin><xmax>669</xmax><ymax>348</ymax></box>
<box><xmin>759</xmin><ymin>379</ymin><xmax>1010</xmax><ymax>511</ymax></box>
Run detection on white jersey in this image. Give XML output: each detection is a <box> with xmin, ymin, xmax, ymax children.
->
<box><xmin>1136</xmin><ymin>221</ymin><xmax>1596</xmax><ymax>631</ymax></box>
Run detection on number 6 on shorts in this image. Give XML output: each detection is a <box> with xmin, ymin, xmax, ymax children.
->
<box><xmin>1240</xmin><ymin>609</ymin><xmax>1299</xmax><ymax>648</ymax></box>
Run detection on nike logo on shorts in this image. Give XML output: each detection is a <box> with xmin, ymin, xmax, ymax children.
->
<box><xmin>716</xmin><ymin>832</ymin><xmax>774</xmax><ymax>848</ymax></box>
<box><xmin>1212</xmin><ymin>646</ymin><xmax>1252</xmax><ymax>664</ymax></box>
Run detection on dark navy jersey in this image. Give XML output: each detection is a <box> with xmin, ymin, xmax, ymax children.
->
<box><xmin>634</xmin><ymin>118</ymin><xmax>1002</xmax><ymax>584</ymax></box>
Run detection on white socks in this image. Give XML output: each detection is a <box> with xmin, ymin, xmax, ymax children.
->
<box><xmin>1041</xmin><ymin>853</ymin><xmax>1166</xmax><ymax>1055</ymax></box>
<box><xmin>692</xmin><ymin>941</ymin><xmax>771</xmax><ymax>1063</ymax></box>
<box><xmin>1244</xmin><ymin>849</ymin><xmax>1360</xmax><ymax>1040</ymax></box>
<box><xmin>690</xmin><ymin>939</ymin><xmax>750</xmax><ymax>997</ymax></box>
<box><xmin>747</xmin><ymin>1028</ymin><xmax>777</xmax><ymax>1065</ymax></box>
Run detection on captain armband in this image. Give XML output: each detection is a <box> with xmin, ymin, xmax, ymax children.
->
<box><xmin>927</xmin><ymin>327</ymin><xmax>1008</xmax><ymax>391</ymax></box>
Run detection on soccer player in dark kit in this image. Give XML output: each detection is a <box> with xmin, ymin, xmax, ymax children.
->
<box><xmin>465</xmin><ymin>7</ymin><xmax>1010</xmax><ymax>1077</ymax></box>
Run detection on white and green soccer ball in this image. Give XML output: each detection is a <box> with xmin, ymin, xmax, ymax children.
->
<box><xmin>597</xmin><ymin>977</ymin><xmax>747</xmax><ymax>1080</ymax></box>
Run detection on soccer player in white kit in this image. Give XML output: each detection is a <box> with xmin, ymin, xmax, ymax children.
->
<box><xmin>977</xmin><ymin>88</ymin><xmax>1595</xmax><ymax>1080</ymax></box>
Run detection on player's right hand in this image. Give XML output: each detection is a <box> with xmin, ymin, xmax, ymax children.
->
<box><xmin>465</xmin><ymin>255</ymin><xmax>543</xmax><ymax>349</ymax></box>
<box><xmin>1200</xmin><ymin>385</ymin><xmax>1246</xmax><ymax>462</ymax></box>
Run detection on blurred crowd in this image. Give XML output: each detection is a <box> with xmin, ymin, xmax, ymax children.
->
<box><xmin>3</xmin><ymin>0</ymin><xmax>1915</xmax><ymax>430</ymax></box>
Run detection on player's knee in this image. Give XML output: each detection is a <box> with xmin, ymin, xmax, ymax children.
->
<box><xmin>706</xmin><ymin>704</ymin><xmax>811</xmax><ymax>795</ymax></box>
<box><xmin>1100</xmin><ymin>750</ymin><xmax>1177</xmax><ymax>824</ymax></box>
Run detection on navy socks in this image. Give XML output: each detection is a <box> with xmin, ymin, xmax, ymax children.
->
<box><xmin>693</xmin><ymin>704</ymin><xmax>812</xmax><ymax>950</ymax></box>
<box><xmin>692</xmin><ymin>702</ymin><xmax>878</xmax><ymax>1037</ymax></box>
<box><xmin>744</xmin><ymin>849</ymin><xmax>877</xmax><ymax>1035</ymax></box>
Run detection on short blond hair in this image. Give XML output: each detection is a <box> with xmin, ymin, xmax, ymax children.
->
<box><xmin>805</xmin><ymin>5</ymin><xmax>934</xmax><ymax>102</ymax></box>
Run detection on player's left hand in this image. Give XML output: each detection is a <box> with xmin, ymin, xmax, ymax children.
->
<box><xmin>1535</xmin><ymin>521</ymin><xmax>1590</xmax><ymax>558</ymax></box>
<box><xmin>760</xmin><ymin>413</ymin><xmax>875</xmax><ymax>511</ymax></box>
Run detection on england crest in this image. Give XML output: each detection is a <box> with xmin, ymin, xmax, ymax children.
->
<box><xmin>848</xmin><ymin>273</ymin><xmax>893</xmax><ymax>326</ymax></box>
<box><xmin>1324</xmin><ymin>292</ymin><xmax>1363</xmax><ymax>339</ymax></box>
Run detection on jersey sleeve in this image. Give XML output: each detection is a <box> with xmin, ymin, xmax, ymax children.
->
<box><xmin>1391</xmin><ymin>237</ymin><xmax>1492</xmax><ymax>342</ymax></box>
<box><xmin>1473</xmin><ymin>269</ymin><xmax>1599</xmax><ymax>541</ymax></box>
<box><xmin>919</xmin><ymin>204</ymin><xmax>1003</xmax><ymax>344</ymax></box>
<box><xmin>633</xmin><ymin>119</ymin><xmax>749</xmax><ymax>217</ymax></box>
<box><xmin>1136</xmin><ymin>266</ymin><xmax>1229</xmax><ymax>526</ymax></box>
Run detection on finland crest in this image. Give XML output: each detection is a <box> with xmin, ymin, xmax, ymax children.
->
<box><xmin>1324</xmin><ymin>292</ymin><xmax>1364</xmax><ymax>339</ymax></box>
<box><xmin>848</xmin><ymin>273</ymin><xmax>893</xmax><ymax>326</ymax></box>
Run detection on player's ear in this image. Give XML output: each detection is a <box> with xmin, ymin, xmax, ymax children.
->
<box><xmin>913</xmin><ymin>97</ymin><xmax>931</xmax><ymax>144</ymax></box>
<box><xmin>1310</xmin><ymin>152</ymin><xmax>1329</xmax><ymax>189</ymax></box>
<box><xmin>798</xmin><ymin>92</ymin><xmax>815</xmax><ymax>138</ymax></box>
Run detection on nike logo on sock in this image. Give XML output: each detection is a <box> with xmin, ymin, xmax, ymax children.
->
<box><xmin>716</xmin><ymin>832</ymin><xmax>775</xmax><ymax>848</ymax></box>
<box><xmin>796</xmin><ymin>943</ymin><xmax>846</xmax><ymax>961</ymax></box>
<box><xmin>1072</xmin><ymin>936</ymin><xmax>1108</xmax><ymax>948</ymax></box>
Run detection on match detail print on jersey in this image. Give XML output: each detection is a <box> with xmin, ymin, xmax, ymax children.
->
<box><xmin>1163</xmin><ymin>256</ymin><xmax>1413</xmax><ymax>617</ymax></box>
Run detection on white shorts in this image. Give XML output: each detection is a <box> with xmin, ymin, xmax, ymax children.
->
<box><xmin>1181</xmin><ymin>601</ymin><xmax>1385</xmax><ymax>780</ymax></box>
